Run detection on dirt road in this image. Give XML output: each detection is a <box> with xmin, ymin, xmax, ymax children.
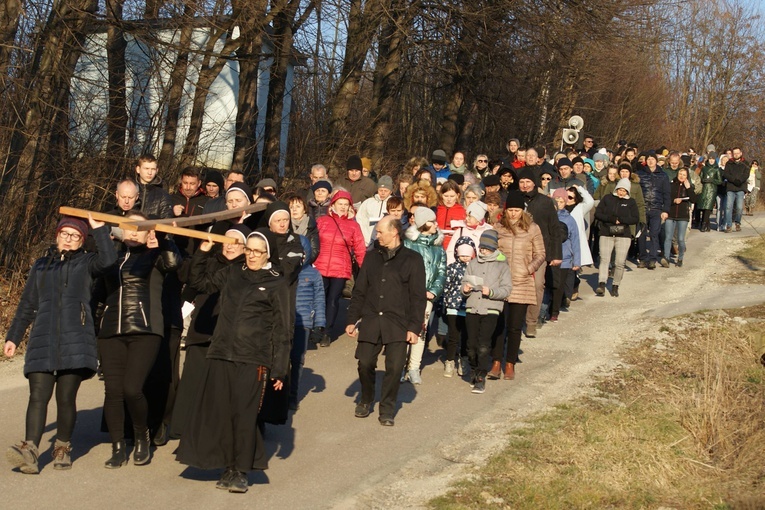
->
<box><xmin>1</xmin><ymin>214</ymin><xmax>763</xmax><ymax>510</ymax></box>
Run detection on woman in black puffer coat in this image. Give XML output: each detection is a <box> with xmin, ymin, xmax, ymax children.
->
<box><xmin>5</xmin><ymin>215</ymin><xmax>117</xmax><ymax>474</ymax></box>
<box><xmin>97</xmin><ymin>211</ymin><xmax>181</xmax><ymax>469</ymax></box>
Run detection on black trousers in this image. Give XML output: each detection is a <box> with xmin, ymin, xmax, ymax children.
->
<box><xmin>323</xmin><ymin>277</ymin><xmax>347</xmax><ymax>334</ymax></box>
<box><xmin>145</xmin><ymin>327</ymin><xmax>182</xmax><ymax>433</ymax></box>
<box><xmin>550</xmin><ymin>267</ymin><xmax>571</xmax><ymax>316</ymax></box>
<box><xmin>25</xmin><ymin>370</ymin><xmax>88</xmax><ymax>445</ymax></box>
<box><xmin>491</xmin><ymin>302</ymin><xmax>527</xmax><ymax>364</ymax></box>
<box><xmin>465</xmin><ymin>314</ymin><xmax>497</xmax><ymax>376</ymax></box>
<box><xmin>445</xmin><ymin>314</ymin><xmax>467</xmax><ymax>362</ymax></box>
<box><xmin>355</xmin><ymin>339</ymin><xmax>407</xmax><ymax>419</ymax></box>
<box><xmin>98</xmin><ymin>334</ymin><xmax>160</xmax><ymax>442</ymax></box>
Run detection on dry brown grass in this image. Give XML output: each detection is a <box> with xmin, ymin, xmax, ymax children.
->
<box><xmin>431</xmin><ymin>312</ymin><xmax>765</xmax><ymax>510</ymax></box>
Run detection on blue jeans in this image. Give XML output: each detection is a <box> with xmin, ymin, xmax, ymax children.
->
<box><xmin>638</xmin><ymin>209</ymin><xmax>663</xmax><ymax>263</ymax></box>
<box><xmin>725</xmin><ymin>190</ymin><xmax>744</xmax><ymax>228</ymax></box>
<box><xmin>663</xmin><ymin>219</ymin><xmax>688</xmax><ymax>261</ymax></box>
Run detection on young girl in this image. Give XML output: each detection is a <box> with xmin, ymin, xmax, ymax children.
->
<box><xmin>461</xmin><ymin>230</ymin><xmax>511</xmax><ymax>394</ymax></box>
<box><xmin>442</xmin><ymin>237</ymin><xmax>476</xmax><ymax>377</ymax></box>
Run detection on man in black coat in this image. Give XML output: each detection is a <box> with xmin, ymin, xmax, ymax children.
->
<box><xmin>722</xmin><ymin>146</ymin><xmax>749</xmax><ymax>232</ymax></box>
<box><xmin>346</xmin><ymin>215</ymin><xmax>426</xmax><ymax>426</ymax></box>
<box><xmin>517</xmin><ymin>169</ymin><xmax>562</xmax><ymax>338</ymax></box>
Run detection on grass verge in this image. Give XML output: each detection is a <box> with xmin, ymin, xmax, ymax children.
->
<box><xmin>431</xmin><ymin>311</ymin><xmax>765</xmax><ymax>509</ymax></box>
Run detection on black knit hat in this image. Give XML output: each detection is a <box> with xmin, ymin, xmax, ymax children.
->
<box><xmin>517</xmin><ymin>168</ymin><xmax>537</xmax><ymax>186</ymax></box>
<box><xmin>482</xmin><ymin>175</ymin><xmax>501</xmax><ymax>187</ymax></box>
<box><xmin>203</xmin><ymin>170</ymin><xmax>225</xmax><ymax>190</ymax></box>
<box><xmin>346</xmin><ymin>155</ymin><xmax>363</xmax><ymax>171</ymax></box>
<box><xmin>448</xmin><ymin>173</ymin><xmax>465</xmax><ymax>185</ymax></box>
<box><xmin>505</xmin><ymin>190</ymin><xmax>526</xmax><ymax>210</ymax></box>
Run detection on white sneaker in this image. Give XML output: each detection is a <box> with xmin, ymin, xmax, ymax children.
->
<box><xmin>443</xmin><ymin>360</ymin><xmax>454</xmax><ymax>378</ymax></box>
<box><xmin>457</xmin><ymin>356</ymin><xmax>468</xmax><ymax>376</ymax></box>
<box><xmin>408</xmin><ymin>369</ymin><xmax>422</xmax><ymax>385</ymax></box>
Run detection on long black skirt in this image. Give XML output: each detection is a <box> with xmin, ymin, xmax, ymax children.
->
<box><xmin>175</xmin><ymin>359</ymin><xmax>268</xmax><ymax>472</ymax></box>
<box><xmin>169</xmin><ymin>342</ymin><xmax>209</xmax><ymax>439</ymax></box>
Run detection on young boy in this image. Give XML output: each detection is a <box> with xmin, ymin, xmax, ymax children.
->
<box><xmin>134</xmin><ymin>154</ymin><xmax>173</xmax><ymax>219</ymax></box>
<box><xmin>442</xmin><ymin>236</ymin><xmax>476</xmax><ymax>377</ymax></box>
<box><xmin>461</xmin><ymin>230</ymin><xmax>511</xmax><ymax>393</ymax></box>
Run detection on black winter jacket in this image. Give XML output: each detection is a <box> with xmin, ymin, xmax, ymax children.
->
<box><xmin>723</xmin><ymin>159</ymin><xmax>750</xmax><ymax>193</ymax></box>
<box><xmin>189</xmin><ymin>249</ymin><xmax>291</xmax><ymax>379</ymax></box>
<box><xmin>668</xmin><ymin>178</ymin><xmax>697</xmax><ymax>220</ymax></box>
<box><xmin>346</xmin><ymin>242</ymin><xmax>427</xmax><ymax>344</ymax></box>
<box><xmin>595</xmin><ymin>194</ymin><xmax>639</xmax><ymax>238</ymax></box>
<box><xmin>98</xmin><ymin>238</ymin><xmax>181</xmax><ymax>338</ymax></box>
<box><xmin>636</xmin><ymin>166</ymin><xmax>670</xmax><ymax>213</ymax></box>
<box><xmin>137</xmin><ymin>177</ymin><xmax>173</xmax><ymax>219</ymax></box>
<box><xmin>7</xmin><ymin>226</ymin><xmax>118</xmax><ymax>376</ymax></box>
<box><xmin>522</xmin><ymin>189</ymin><xmax>563</xmax><ymax>261</ymax></box>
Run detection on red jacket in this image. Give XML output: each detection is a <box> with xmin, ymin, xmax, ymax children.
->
<box><xmin>315</xmin><ymin>194</ymin><xmax>366</xmax><ymax>279</ymax></box>
<box><xmin>436</xmin><ymin>203</ymin><xmax>466</xmax><ymax>248</ymax></box>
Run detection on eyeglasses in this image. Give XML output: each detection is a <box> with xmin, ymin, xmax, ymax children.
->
<box><xmin>541</xmin><ymin>177</ymin><xmax>552</xmax><ymax>181</ymax></box>
<box><xmin>477</xmin><ymin>159</ymin><xmax>488</xmax><ymax>163</ymax></box>
<box><xmin>58</xmin><ymin>231</ymin><xmax>82</xmax><ymax>241</ymax></box>
<box><xmin>244</xmin><ymin>248</ymin><xmax>267</xmax><ymax>256</ymax></box>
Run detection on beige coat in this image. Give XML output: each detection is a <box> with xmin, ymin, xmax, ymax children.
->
<box><xmin>495</xmin><ymin>222</ymin><xmax>546</xmax><ymax>305</ymax></box>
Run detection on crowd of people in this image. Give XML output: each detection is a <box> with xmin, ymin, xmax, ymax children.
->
<box><xmin>3</xmin><ymin>141</ymin><xmax>761</xmax><ymax>491</ymax></box>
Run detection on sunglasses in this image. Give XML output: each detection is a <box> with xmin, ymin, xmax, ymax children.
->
<box><xmin>477</xmin><ymin>159</ymin><xmax>488</xmax><ymax>163</ymax></box>
<box><xmin>541</xmin><ymin>177</ymin><xmax>552</xmax><ymax>181</ymax></box>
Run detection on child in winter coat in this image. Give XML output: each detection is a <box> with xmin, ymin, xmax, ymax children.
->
<box><xmin>290</xmin><ymin>237</ymin><xmax>326</xmax><ymax>410</ymax></box>
<box><xmin>442</xmin><ymin>236</ymin><xmax>477</xmax><ymax>377</ymax></box>
<box><xmin>461</xmin><ymin>230</ymin><xmax>512</xmax><ymax>394</ymax></box>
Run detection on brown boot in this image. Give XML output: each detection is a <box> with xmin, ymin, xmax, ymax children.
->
<box><xmin>487</xmin><ymin>361</ymin><xmax>501</xmax><ymax>380</ymax></box>
<box><xmin>504</xmin><ymin>362</ymin><xmax>515</xmax><ymax>380</ymax></box>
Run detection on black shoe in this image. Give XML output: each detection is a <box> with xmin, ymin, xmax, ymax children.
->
<box><xmin>647</xmin><ymin>261</ymin><xmax>656</xmax><ymax>270</ymax></box>
<box><xmin>152</xmin><ymin>422</ymin><xmax>168</xmax><ymax>447</ymax></box>
<box><xmin>228</xmin><ymin>471</ymin><xmax>249</xmax><ymax>493</ymax></box>
<box><xmin>637</xmin><ymin>260</ymin><xmax>646</xmax><ymax>269</ymax></box>
<box><xmin>216</xmin><ymin>468</ymin><xmax>235</xmax><ymax>490</ymax></box>
<box><xmin>610</xmin><ymin>285</ymin><xmax>619</xmax><ymax>297</ymax></box>
<box><xmin>378</xmin><ymin>416</ymin><xmax>395</xmax><ymax>426</ymax></box>
<box><xmin>354</xmin><ymin>402</ymin><xmax>371</xmax><ymax>418</ymax></box>
<box><xmin>104</xmin><ymin>441</ymin><xmax>127</xmax><ymax>469</ymax></box>
<box><xmin>471</xmin><ymin>378</ymin><xmax>486</xmax><ymax>394</ymax></box>
<box><xmin>595</xmin><ymin>283</ymin><xmax>605</xmax><ymax>296</ymax></box>
<box><xmin>319</xmin><ymin>334</ymin><xmax>331</xmax><ymax>347</ymax></box>
<box><xmin>676</xmin><ymin>260</ymin><xmax>683</xmax><ymax>267</ymax></box>
<box><xmin>133</xmin><ymin>429</ymin><xmax>151</xmax><ymax>466</ymax></box>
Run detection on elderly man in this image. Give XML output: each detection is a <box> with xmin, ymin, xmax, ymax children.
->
<box><xmin>112</xmin><ymin>178</ymin><xmax>140</xmax><ymax>215</ymax></box>
<box><xmin>305</xmin><ymin>164</ymin><xmax>330</xmax><ymax>202</ymax></box>
<box><xmin>335</xmin><ymin>155</ymin><xmax>377</xmax><ymax>207</ymax></box>
<box><xmin>346</xmin><ymin>216</ymin><xmax>426</xmax><ymax>426</ymax></box>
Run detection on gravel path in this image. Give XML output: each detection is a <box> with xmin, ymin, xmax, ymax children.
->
<box><xmin>1</xmin><ymin>213</ymin><xmax>763</xmax><ymax>510</ymax></box>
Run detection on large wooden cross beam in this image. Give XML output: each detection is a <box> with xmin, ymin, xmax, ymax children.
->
<box><xmin>59</xmin><ymin>203</ymin><xmax>267</xmax><ymax>244</ymax></box>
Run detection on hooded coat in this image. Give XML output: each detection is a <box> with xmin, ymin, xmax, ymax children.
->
<box><xmin>698</xmin><ymin>163</ymin><xmax>722</xmax><ymax>210</ymax></box>
<box><xmin>7</xmin><ymin>226</ymin><xmax>117</xmax><ymax>377</ymax></box>
<box><xmin>461</xmin><ymin>248</ymin><xmax>512</xmax><ymax>315</ymax></box>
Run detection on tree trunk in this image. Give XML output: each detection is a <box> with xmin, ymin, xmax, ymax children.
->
<box><xmin>0</xmin><ymin>0</ymin><xmax>22</xmax><ymax>91</ymax></box>
<box><xmin>157</xmin><ymin>1</ymin><xmax>195</xmax><ymax>171</ymax></box>
<box><xmin>105</xmin><ymin>0</ymin><xmax>128</xmax><ymax>164</ymax></box>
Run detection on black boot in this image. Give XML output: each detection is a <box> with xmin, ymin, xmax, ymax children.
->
<box><xmin>133</xmin><ymin>429</ymin><xmax>151</xmax><ymax>466</ymax></box>
<box><xmin>595</xmin><ymin>282</ymin><xmax>606</xmax><ymax>296</ymax></box>
<box><xmin>104</xmin><ymin>441</ymin><xmax>127</xmax><ymax>469</ymax></box>
<box><xmin>610</xmin><ymin>285</ymin><xmax>619</xmax><ymax>297</ymax></box>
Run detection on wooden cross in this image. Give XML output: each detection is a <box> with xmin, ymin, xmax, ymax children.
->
<box><xmin>59</xmin><ymin>203</ymin><xmax>267</xmax><ymax>244</ymax></box>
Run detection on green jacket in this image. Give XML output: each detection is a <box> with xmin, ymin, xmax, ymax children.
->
<box><xmin>698</xmin><ymin>164</ymin><xmax>722</xmax><ymax>210</ymax></box>
<box><xmin>404</xmin><ymin>226</ymin><xmax>447</xmax><ymax>299</ymax></box>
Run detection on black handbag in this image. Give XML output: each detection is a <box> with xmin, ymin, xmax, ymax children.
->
<box><xmin>608</xmin><ymin>224</ymin><xmax>628</xmax><ymax>236</ymax></box>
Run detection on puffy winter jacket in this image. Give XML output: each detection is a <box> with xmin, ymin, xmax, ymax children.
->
<box><xmin>356</xmin><ymin>194</ymin><xmax>390</xmax><ymax>244</ymax></box>
<box><xmin>7</xmin><ymin>226</ymin><xmax>118</xmax><ymax>377</ymax></box>
<box><xmin>98</xmin><ymin>238</ymin><xmax>182</xmax><ymax>338</ymax></box>
<box><xmin>315</xmin><ymin>210</ymin><xmax>366</xmax><ymax>280</ymax></box>
<box><xmin>295</xmin><ymin>237</ymin><xmax>326</xmax><ymax>329</ymax></box>
<box><xmin>496</xmin><ymin>222</ymin><xmax>546</xmax><ymax>305</ymax></box>
<box><xmin>636</xmin><ymin>166</ymin><xmax>670</xmax><ymax>213</ymax></box>
<box><xmin>436</xmin><ymin>203</ymin><xmax>466</xmax><ymax>248</ymax></box>
<box><xmin>557</xmin><ymin>209</ymin><xmax>581</xmax><ymax>269</ymax></box>
<box><xmin>403</xmin><ymin>226</ymin><xmax>447</xmax><ymax>299</ymax></box>
<box><xmin>443</xmin><ymin>221</ymin><xmax>494</xmax><ymax>265</ymax></box>
<box><xmin>443</xmin><ymin>236</ymin><xmax>476</xmax><ymax>312</ymax></box>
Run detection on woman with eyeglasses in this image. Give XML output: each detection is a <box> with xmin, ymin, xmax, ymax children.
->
<box><xmin>539</xmin><ymin>171</ymin><xmax>554</xmax><ymax>195</ymax></box>
<box><xmin>97</xmin><ymin>211</ymin><xmax>181</xmax><ymax>469</ymax></box>
<box><xmin>177</xmin><ymin>229</ymin><xmax>290</xmax><ymax>493</ymax></box>
<box><xmin>5</xmin><ymin>215</ymin><xmax>117</xmax><ymax>474</ymax></box>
